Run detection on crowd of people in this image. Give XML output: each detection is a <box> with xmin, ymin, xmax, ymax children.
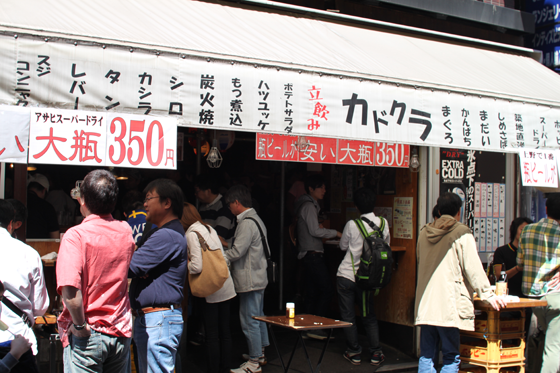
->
<box><xmin>1</xmin><ymin>168</ymin><xmax>560</xmax><ymax>373</ymax></box>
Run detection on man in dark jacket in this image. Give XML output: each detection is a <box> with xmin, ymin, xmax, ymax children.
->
<box><xmin>295</xmin><ymin>174</ymin><xmax>341</xmax><ymax>340</ymax></box>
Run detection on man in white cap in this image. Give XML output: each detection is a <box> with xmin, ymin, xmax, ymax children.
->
<box><xmin>26</xmin><ymin>174</ymin><xmax>59</xmax><ymax>238</ymax></box>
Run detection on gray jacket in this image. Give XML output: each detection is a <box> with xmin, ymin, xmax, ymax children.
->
<box><xmin>295</xmin><ymin>194</ymin><xmax>337</xmax><ymax>259</ymax></box>
<box><xmin>224</xmin><ymin>208</ymin><xmax>268</xmax><ymax>293</ymax></box>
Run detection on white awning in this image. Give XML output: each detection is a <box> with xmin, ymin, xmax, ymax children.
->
<box><xmin>0</xmin><ymin>0</ymin><xmax>559</xmax><ymax>155</ymax></box>
<box><xmin>0</xmin><ymin>0</ymin><xmax>557</xmax><ymax>105</ymax></box>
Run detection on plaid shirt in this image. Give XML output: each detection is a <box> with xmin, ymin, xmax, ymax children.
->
<box><xmin>517</xmin><ymin>218</ymin><xmax>560</xmax><ymax>297</ymax></box>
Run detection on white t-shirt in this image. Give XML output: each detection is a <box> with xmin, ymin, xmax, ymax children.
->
<box><xmin>336</xmin><ymin>212</ymin><xmax>391</xmax><ymax>282</ymax></box>
<box><xmin>0</xmin><ymin>228</ymin><xmax>49</xmax><ymax>354</ymax></box>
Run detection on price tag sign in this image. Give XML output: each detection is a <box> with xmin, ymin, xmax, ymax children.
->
<box><xmin>375</xmin><ymin>143</ymin><xmax>410</xmax><ymax>168</ymax></box>
<box><xmin>106</xmin><ymin>114</ymin><xmax>177</xmax><ymax>169</ymax></box>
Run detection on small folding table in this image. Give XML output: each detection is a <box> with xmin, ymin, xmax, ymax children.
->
<box><xmin>254</xmin><ymin>314</ymin><xmax>351</xmax><ymax>373</ymax></box>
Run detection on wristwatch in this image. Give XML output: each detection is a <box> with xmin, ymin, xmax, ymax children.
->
<box><xmin>73</xmin><ymin>321</ymin><xmax>87</xmax><ymax>330</ymax></box>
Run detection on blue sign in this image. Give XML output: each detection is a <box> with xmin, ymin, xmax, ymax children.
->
<box><xmin>526</xmin><ymin>0</ymin><xmax>560</xmax><ymax>27</ymax></box>
<box><xmin>532</xmin><ymin>24</ymin><xmax>560</xmax><ymax>49</ymax></box>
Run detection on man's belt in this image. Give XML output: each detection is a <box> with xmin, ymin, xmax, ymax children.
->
<box><xmin>132</xmin><ymin>304</ymin><xmax>181</xmax><ymax>317</ymax></box>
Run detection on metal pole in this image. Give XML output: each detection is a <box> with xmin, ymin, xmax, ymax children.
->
<box><xmin>279</xmin><ymin>162</ymin><xmax>285</xmax><ymax>310</ymax></box>
<box><xmin>195</xmin><ymin>129</ymin><xmax>202</xmax><ymax>210</ymax></box>
<box><xmin>0</xmin><ymin>163</ymin><xmax>4</xmax><ymax>199</ymax></box>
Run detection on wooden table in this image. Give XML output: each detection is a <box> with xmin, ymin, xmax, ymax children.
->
<box><xmin>254</xmin><ymin>315</ymin><xmax>351</xmax><ymax>373</ymax></box>
<box><xmin>460</xmin><ymin>297</ymin><xmax>547</xmax><ymax>373</ymax></box>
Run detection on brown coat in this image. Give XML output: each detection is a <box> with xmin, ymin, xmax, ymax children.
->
<box><xmin>414</xmin><ymin>215</ymin><xmax>493</xmax><ymax>331</ymax></box>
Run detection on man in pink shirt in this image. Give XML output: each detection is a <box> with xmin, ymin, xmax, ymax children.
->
<box><xmin>56</xmin><ymin>170</ymin><xmax>135</xmax><ymax>373</ymax></box>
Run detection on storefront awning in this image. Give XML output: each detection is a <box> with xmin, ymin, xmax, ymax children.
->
<box><xmin>0</xmin><ymin>0</ymin><xmax>559</xmax><ymax>161</ymax></box>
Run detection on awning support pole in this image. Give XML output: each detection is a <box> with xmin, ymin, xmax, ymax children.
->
<box><xmin>279</xmin><ymin>162</ymin><xmax>285</xmax><ymax>311</ymax></box>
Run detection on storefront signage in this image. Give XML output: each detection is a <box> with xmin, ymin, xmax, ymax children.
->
<box><xmin>526</xmin><ymin>0</ymin><xmax>560</xmax><ymax>28</ymax></box>
<box><xmin>0</xmin><ymin>37</ymin><xmax>559</xmax><ymax>154</ymax></box>
<box><xmin>0</xmin><ymin>106</ymin><xmax>29</xmax><ymax>163</ymax></box>
<box><xmin>255</xmin><ymin>133</ymin><xmax>410</xmax><ymax>168</ymax></box>
<box><xmin>28</xmin><ymin>108</ymin><xmax>177</xmax><ymax>169</ymax></box>
<box><xmin>518</xmin><ymin>149</ymin><xmax>558</xmax><ymax>187</ymax></box>
<box><xmin>393</xmin><ymin>197</ymin><xmax>413</xmax><ymax>239</ymax></box>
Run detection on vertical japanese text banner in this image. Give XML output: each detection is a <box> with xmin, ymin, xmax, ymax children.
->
<box><xmin>0</xmin><ymin>105</ymin><xmax>29</xmax><ymax>163</ymax></box>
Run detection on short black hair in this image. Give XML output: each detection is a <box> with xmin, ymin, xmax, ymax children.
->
<box><xmin>546</xmin><ymin>193</ymin><xmax>560</xmax><ymax>220</ymax></box>
<box><xmin>304</xmin><ymin>174</ymin><xmax>325</xmax><ymax>194</ymax></box>
<box><xmin>224</xmin><ymin>185</ymin><xmax>252</xmax><ymax>208</ymax></box>
<box><xmin>122</xmin><ymin>190</ymin><xmax>144</xmax><ymax>213</ymax></box>
<box><xmin>195</xmin><ymin>174</ymin><xmax>219</xmax><ymax>195</ymax></box>
<box><xmin>437</xmin><ymin>192</ymin><xmax>462</xmax><ymax>217</ymax></box>
<box><xmin>353</xmin><ymin>187</ymin><xmax>376</xmax><ymax>214</ymax></box>
<box><xmin>0</xmin><ymin>200</ymin><xmax>15</xmax><ymax>228</ymax></box>
<box><xmin>6</xmin><ymin>199</ymin><xmax>27</xmax><ymax>223</ymax></box>
<box><xmin>144</xmin><ymin>179</ymin><xmax>184</xmax><ymax>219</ymax></box>
<box><xmin>432</xmin><ymin>205</ymin><xmax>441</xmax><ymax>220</ymax></box>
<box><xmin>81</xmin><ymin>170</ymin><xmax>119</xmax><ymax>215</ymax></box>
<box><xmin>0</xmin><ymin>280</ymin><xmax>4</xmax><ymax>293</ymax></box>
<box><xmin>27</xmin><ymin>181</ymin><xmax>46</xmax><ymax>192</ymax></box>
<box><xmin>509</xmin><ymin>217</ymin><xmax>533</xmax><ymax>242</ymax></box>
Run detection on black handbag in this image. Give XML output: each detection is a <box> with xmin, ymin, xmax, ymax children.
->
<box><xmin>246</xmin><ymin>217</ymin><xmax>277</xmax><ymax>284</ymax></box>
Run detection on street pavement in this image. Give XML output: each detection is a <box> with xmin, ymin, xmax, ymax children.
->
<box><xmin>183</xmin><ymin>324</ymin><xmax>418</xmax><ymax>373</ymax></box>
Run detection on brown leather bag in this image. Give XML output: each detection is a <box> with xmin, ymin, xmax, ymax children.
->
<box><xmin>188</xmin><ymin>231</ymin><xmax>229</xmax><ymax>298</ymax></box>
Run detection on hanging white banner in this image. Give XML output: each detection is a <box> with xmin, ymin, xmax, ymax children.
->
<box><xmin>2</xmin><ymin>36</ymin><xmax>560</xmax><ymax>153</ymax></box>
<box><xmin>0</xmin><ymin>105</ymin><xmax>29</xmax><ymax>163</ymax></box>
<box><xmin>28</xmin><ymin>108</ymin><xmax>177</xmax><ymax>169</ymax></box>
<box><xmin>518</xmin><ymin>149</ymin><xmax>558</xmax><ymax>187</ymax></box>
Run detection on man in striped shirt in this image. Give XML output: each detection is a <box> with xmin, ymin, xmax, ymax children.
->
<box><xmin>517</xmin><ymin>193</ymin><xmax>560</xmax><ymax>373</ymax></box>
<box><xmin>195</xmin><ymin>174</ymin><xmax>237</xmax><ymax>248</ymax></box>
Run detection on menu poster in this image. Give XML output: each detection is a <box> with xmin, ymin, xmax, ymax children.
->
<box><xmin>393</xmin><ymin>197</ymin><xmax>413</xmax><ymax>239</ymax></box>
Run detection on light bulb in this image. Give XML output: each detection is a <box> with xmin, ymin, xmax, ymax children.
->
<box><xmin>409</xmin><ymin>148</ymin><xmax>420</xmax><ymax>172</ymax></box>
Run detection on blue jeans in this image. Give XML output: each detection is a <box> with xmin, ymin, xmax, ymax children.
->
<box><xmin>133</xmin><ymin>308</ymin><xmax>184</xmax><ymax>373</ymax></box>
<box><xmin>302</xmin><ymin>253</ymin><xmax>333</xmax><ymax>317</ymax></box>
<box><xmin>418</xmin><ymin>325</ymin><xmax>460</xmax><ymax>373</ymax></box>
<box><xmin>63</xmin><ymin>329</ymin><xmax>131</xmax><ymax>373</ymax></box>
<box><xmin>239</xmin><ymin>290</ymin><xmax>269</xmax><ymax>359</ymax></box>
<box><xmin>336</xmin><ymin>276</ymin><xmax>381</xmax><ymax>354</ymax></box>
<box><xmin>532</xmin><ymin>292</ymin><xmax>560</xmax><ymax>373</ymax></box>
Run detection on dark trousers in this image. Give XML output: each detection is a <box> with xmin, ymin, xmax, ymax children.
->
<box><xmin>336</xmin><ymin>276</ymin><xmax>381</xmax><ymax>354</ymax></box>
<box><xmin>301</xmin><ymin>253</ymin><xmax>332</xmax><ymax>317</ymax></box>
<box><xmin>0</xmin><ymin>347</ymin><xmax>39</xmax><ymax>373</ymax></box>
<box><xmin>203</xmin><ymin>298</ymin><xmax>233</xmax><ymax>373</ymax></box>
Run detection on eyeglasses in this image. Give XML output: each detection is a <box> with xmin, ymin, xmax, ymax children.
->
<box><xmin>144</xmin><ymin>196</ymin><xmax>159</xmax><ymax>203</ymax></box>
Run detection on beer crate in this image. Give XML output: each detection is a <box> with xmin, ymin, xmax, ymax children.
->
<box><xmin>459</xmin><ymin>338</ymin><xmax>524</xmax><ymax>365</ymax></box>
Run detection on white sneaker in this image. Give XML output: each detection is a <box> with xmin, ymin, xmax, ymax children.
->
<box><xmin>230</xmin><ymin>360</ymin><xmax>262</xmax><ymax>373</ymax></box>
<box><xmin>241</xmin><ymin>354</ymin><xmax>267</xmax><ymax>366</ymax></box>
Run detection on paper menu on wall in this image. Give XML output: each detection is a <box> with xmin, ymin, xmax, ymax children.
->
<box><xmin>474</xmin><ymin>182</ymin><xmax>481</xmax><ymax>218</ymax></box>
<box><xmin>480</xmin><ymin>183</ymin><xmax>487</xmax><ymax>218</ymax></box>
<box><xmin>486</xmin><ymin>218</ymin><xmax>493</xmax><ymax>252</ymax></box>
<box><xmin>499</xmin><ymin>184</ymin><xmax>506</xmax><ymax>218</ymax></box>
<box><xmin>479</xmin><ymin>218</ymin><xmax>486</xmax><ymax>252</ymax></box>
<box><xmin>474</xmin><ymin>218</ymin><xmax>481</xmax><ymax>251</ymax></box>
<box><xmin>498</xmin><ymin>217</ymin><xmax>505</xmax><ymax>247</ymax></box>
<box><xmin>487</xmin><ymin>183</ymin><xmax>493</xmax><ymax>218</ymax></box>
<box><xmin>493</xmin><ymin>183</ymin><xmax>500</xmax><ymax>218</ymax></box>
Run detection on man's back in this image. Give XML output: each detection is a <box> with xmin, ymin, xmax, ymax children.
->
<box><xmin>519</xmin><ymin>218</ymin><xmax>560</xmax><ymax>297</ymax></box>
<box><xmin>199</xmin><ymin>194</ymin><xmax>236</xmax><ymax>242</ymax></box>
<box><xmin>0</xmin><ymin>228</ymin><xmax>48</xmax><ymax>354</ymax></box>
<box><xmin>56</xmin><ymin>214</ymin><xmax>135</xmax><ymax>347</ymax></box>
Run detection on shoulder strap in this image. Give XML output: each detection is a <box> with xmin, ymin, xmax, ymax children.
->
<box><xmin>245</xmin><ymin>217</ymin><xmax>272</xmax><ymax>260</ymax></box>
<box><xmin>192</xmin><ymin>231</ymin><xmax>209</xmax><ymax>252</ymax></box>
<box><xmin>1</xmin><ymin>297</ymin><xmax>32</xmax><ymax>328</ymax></box>
<box><xmin>353</xmin><ymin>219</ymin><xmax>370</xmax><ymax>239</ymax></box>
<box><xmin>361</xmin><ymin>216</ymin><xmax>385</xmax><ymax>238</ymax></box>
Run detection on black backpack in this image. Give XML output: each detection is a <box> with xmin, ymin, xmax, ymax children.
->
<box><xmin>352</xmin><ymin>217</ymin><xmax>392</xmax><ymax>295</ymax></box>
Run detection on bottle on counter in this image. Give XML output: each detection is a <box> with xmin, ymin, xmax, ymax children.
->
<box><xmin>495</xmin><ymin>264</ymin><xmax>508</xmax><ymax>296</ymax></box>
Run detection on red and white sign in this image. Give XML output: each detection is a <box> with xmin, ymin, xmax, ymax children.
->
<box><xmin>106</xmin><ymin>114</ymin><xmax>177</xmax><ymax>169</ymax></box>
<box><xmin>256</xmin><ymin>133</ymin><xmax>409</xmax><ymax>168</ymax></box>
<box><xmin>29</xmin><ymin>108</ymin><xmax>177</xmax><ymax>169</ymax></box>
<box><xmin>519</xmin><ymin>150</ymin><xmax>558</xmax><ymax>187</ymax></box>
<box><xmin>0</xmin><ymin>105</ymin><xmax>29</xmax><ymax>163</ymax></box>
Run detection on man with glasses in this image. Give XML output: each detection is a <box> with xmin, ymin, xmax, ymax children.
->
<box><xmin>129</xmin><ymin>179</ymin><xmax>187</xmax><ymax>373</ymax></box>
